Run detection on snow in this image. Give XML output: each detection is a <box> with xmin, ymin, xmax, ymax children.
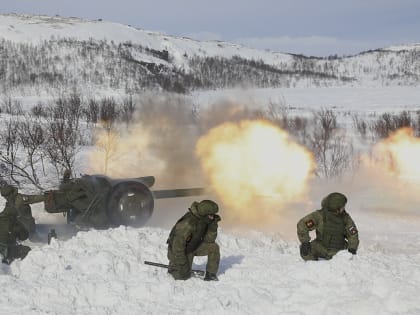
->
<box><xmin>0</xmin><ymin>13</ymin><xmax>293</xmax><ymax>69</ymax></box>
<box><xmin>1</xmin><ymin>12</ymin><xmax>420</xmax><ymax>315</ymax></box>
<box><xmin>192</xmin><ymin>86</ymin><xmax>420</xmax><ymax>113</ymax></box>
<box><xmin>1</xmin><ymin>208</ymin><xmax>419</xmax><ymax>314</ymax></box>
<box><xmin>385</xmin><ymin>43</ymin><xmax>420</xmax><ymax>52</ymax></box>
<box><xmin>1</xmin><ymin>13</ymin><xmax>419</xmax><ymax>73</ymax></box>
<box><xmin>2</xmin><ymin>158</ymin><xmax>420</xmax><ymax>314</ymax></box>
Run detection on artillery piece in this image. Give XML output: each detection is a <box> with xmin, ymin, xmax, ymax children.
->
<box><xmin>44</xmin><ymin>175</ymin><xmax>205</xmax><ymax>229</ymax></box>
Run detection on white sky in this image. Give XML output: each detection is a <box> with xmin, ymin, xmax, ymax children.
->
<box><xmin>0</xmin><ymin>0</ymin><xmax>419</xmax><ymax>56</ymax></box>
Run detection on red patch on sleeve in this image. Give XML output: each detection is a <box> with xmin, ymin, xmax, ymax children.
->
<box><xmin>305</xmin><ymin>219</ymin><xmax>315</xmax><ymax>228</ymax></box>
<box><xmin>349</xmin><ymin>226</ymin><xmax>358</xmax><ymax>235</ymax></box>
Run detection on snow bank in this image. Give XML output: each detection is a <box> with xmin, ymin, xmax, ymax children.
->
<box><xmin>0</xmin><ymin>223</ymin><xmax>419</xmax><ymax>315</ymax></box>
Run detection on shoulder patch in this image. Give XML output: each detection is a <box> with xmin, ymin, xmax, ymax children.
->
<box><xmin>349</xmin><ymin>226</ymin><xmax>358</xmax><ymax>235</ymax></box>
<box><xmin>305</xmin><ymin>219</ymin><xmax>315</xmax><ymax>228</ymax></box>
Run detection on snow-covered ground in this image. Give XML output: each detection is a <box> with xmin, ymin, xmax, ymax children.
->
<box><xmin>192</xmin><ymin>86</ymin><xmax>420</xmax><ymax>113</ymax></box>
<box><xmin>0</xmin><ymin>203</ymin><xmax>419</xmax><ymax>315</ymax></box>
<box><xmin>1</xmin><ymin>85</ymin><xmax>420</xmax><ymax>314</ymax></box>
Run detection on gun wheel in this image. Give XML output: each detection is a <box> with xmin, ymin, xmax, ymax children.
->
<box><xmin>107</xmin><ymin>182</ymin><xmax>154</xmax><ymax>227</ymax></box>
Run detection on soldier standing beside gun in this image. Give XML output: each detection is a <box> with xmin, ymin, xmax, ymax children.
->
<box><xmin>0</xmin><ymin>184</ymin><xmax>44</xmax><ymax>264</ymax></box>
<box><xmin>297</xmin><ymin>192</ymin><xmax>359</xmax><ymax>261</ymax></box>
<box><xmin>167</xmin><ymin>200</ymin><xmax>221</xmax><ymax>281</ymax></box>
<box><xmin>0</xmin><ymin>184</ymin><xmax>45</xmax><ymax>234</ymax></box>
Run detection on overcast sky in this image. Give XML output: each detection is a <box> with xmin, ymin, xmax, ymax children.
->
<box><xmin>1</xmin><ymin>0</ymin><xmax>419</xmax><ymax>57</ymax></box>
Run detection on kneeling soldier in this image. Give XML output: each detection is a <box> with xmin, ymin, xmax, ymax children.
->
<box><xmin>167</xmin><ymin>200</ymin><xmax>221</xmax><ymax>281</ymax></box>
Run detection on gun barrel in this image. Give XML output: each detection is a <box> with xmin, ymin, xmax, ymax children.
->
<box><xmin>144</xmin><ymin>261</ymin><xmax>169</xmax><ymax>268</ymax></box>
<box><xmin>152</xmin><ymin>188</ymin><xmax>207</xmax><ymax>199</ymax></box>
<box><xmin>144</xmin><ymin>260</ymin><xmax>205</xmax><ymax>276</ymax></box>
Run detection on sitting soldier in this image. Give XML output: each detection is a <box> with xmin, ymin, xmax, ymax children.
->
<box><xmin>297</xmin><ymin>192</ymin><xmax>359</xmax><ymax>261</ymax></box>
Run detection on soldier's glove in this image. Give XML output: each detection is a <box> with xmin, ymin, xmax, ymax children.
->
<box><xmin>348</xmin><ymin>248</ymin><xmax>357</xmax><ymax>255</ymax></box>
<box><xmin>300</xmin><ymin>242</ymin><xmax>311</xmax><ymax>256</ymax></box>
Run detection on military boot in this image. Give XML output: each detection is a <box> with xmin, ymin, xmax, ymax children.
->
<box><xmin>204</xmin><ymin>272</ymin><xmax>218</xmax><ymax>281</ymax></box>
<box><xmin>2</xmin><ymin>244</ymin><xmax>31</xmax><ymax>264</ymax></box>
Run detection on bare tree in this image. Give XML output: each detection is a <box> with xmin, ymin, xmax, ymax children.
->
<box><xmin>100</xmin><ymin>97</ymin><xmax>119</xmax><ymax>127</ymax></box>
<box><xmin>17</xmin><ymin>115</ymin><xmax>46</xmax><ymax>186</ymax></box>
<box><xmin>94</xmin><ymin>125</ymin><xmax>120</xmax><ymax>174</ymax></box>
<box><xmin>1</xmin><ymin>96</ymin><xmax>23</xmax><ymax>115</ymax></box>
<box><xmin>263</xmin><ymin>99</ymin><xmax>309</xmax><ymax>145</ymax></box>
<box><xmin>0</xmin><ymin>94</ymin><xmax>86</xmax><ymax>189</ymax></box>
<box><xmin>369</xmin><ymin>111</ymin><xmax>414</xmax><ymax>140</ymax></box>
<box><xmin>0</xmin><ymin>115</ymin><xmax>46</xmax><ymax>189</ymax></box>
<box><xmin>266</xmin><ymin>99</ymin><xmax>290</xmax><ymax>129</ymax></box>
<box><xmin>120</xmin><ymin>95</ymin><xmax>135</xmax><ymax>125</ymax></box>
<box><xmin>85</xmin><ymin>98</ymin><xmax>99</xmax><ymax>125</ymax></box>
<box><xmin>31</xmin><ymin>102</ymin><xmax>48</xmax><ymax>118</ymax></box>
<box><xmin>44</xmin><ymin>96</ymin><xmax>83</xmax><ymax>178</ymax></box>
<box><xmin>309</xmin><ymin>109</ymin><xmax>353</xmax><ymax>179</ymax></box>
<box><xmin>0</xmin><ymin>117</ymin><xmax>21</xmax><ymax>185</ymax></box>
<box><xmin>324</xmin><ymin>132</ymin><xmax>354</xmax><ymax>178</ymax></box>
<box><xmin>352</xmin><ymin>114</ymin><xmax>368</xmax><ymax>139</ymax></box>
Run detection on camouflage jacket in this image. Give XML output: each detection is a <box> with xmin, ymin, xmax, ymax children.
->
<box><xmin>1</xmin><ymin>193</ymin><xmax>45</xmax><ymax>233</ymax></box>
<box><xmin>297</xmin><ymin>208</ymin><xmax>359</xmax><ymax>251</ymax></box>
<box><xmin>3</xmin><ymin>193</ymin><xmax>45</xmax><ymax>216</ymax></box>
<box><xmin>167</xmin><ymin>203</ymin><xmax>219</xmax><ymax>266</ymax></box>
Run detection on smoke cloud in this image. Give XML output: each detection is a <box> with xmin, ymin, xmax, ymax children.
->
<box><xmin>86</xmin><ymin>93</ymin><xmax>420</xmax><ymax>234</ymax></box>
<box><xmin>87</xmin><ymin>93</ymin><xmax>201</xmax><ymax>188</ymax></box>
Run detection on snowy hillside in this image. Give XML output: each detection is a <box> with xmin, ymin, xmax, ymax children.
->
<box><xmin>0</xmin><ymin>13</ymin><xmax>419</xmax><ymax>99</ymax></box>
<box><xmin>0</xmin><ymin>13</ymin><xmax>293</xmax><ymax>68</ymax></box>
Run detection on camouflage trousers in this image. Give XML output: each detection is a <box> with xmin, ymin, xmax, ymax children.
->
<box><xmin>18</xmin><ymin>216</ymin><xmax>36</xmax><ymax>234</ymax></box>
<box><xmin>300</xmin><ymin>240</ymin><xmax>341</xmax><ymax>261</ymax></box>
<box><xmin>168</xmin><ymin>242</ymin><xmax>220</xmax><ymax>280</ymax></box>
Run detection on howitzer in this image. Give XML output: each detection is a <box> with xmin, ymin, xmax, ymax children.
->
<box><xmin>43</xmin><ymin>174</ymin><xmax>206</xmax><ymax>229</ymax></box>
<box><xmin>144</xmin><ymin>260</ymin><xmax>205</xmax><ymax>277</ymax></box>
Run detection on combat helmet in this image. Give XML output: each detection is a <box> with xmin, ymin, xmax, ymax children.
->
<box><xmin>191</xmin><ymin>200</ymin><xmax>219</xmax><ymax>217</ymax></box>
<box><xmin>322</xmin><ymin>192</ymin><xmax>347</xmax><ymax>211</ymax></box>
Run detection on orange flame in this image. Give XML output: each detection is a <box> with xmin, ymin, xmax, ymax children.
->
<box><xmin>196</xmin><ymin>120</ymin><xmax>315</xmax><ymax>224</ymax></box>
<box><xmin>365</xmin><ymin>128</ymin><xmax>420</xmax><ymax>183</ymax></box>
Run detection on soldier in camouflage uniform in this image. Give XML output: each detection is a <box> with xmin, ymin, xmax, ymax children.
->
<box><xmin>0</xmin><ymin>184</ymin><xmax>45</xmax><ymax>234</ymax></box>
<box><xmin>0</xmin><ymin>185</ymin><xmax>44</xmax><ymax>263</ymax></box>
<box><xmin>297</xmin><ymin>192</ymin><xmax>359</xmax><ymax>261</ymax></box>
<box><xmin>167</xmin><ymin>200</ymin><xmax>221</xmax><ymax>281</ymax></box>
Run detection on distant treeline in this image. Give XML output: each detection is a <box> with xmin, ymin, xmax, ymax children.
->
<box><xmin>1</xmin><ymin>38</ymin><xmax>419</xmax><ymax>95</ymax></box>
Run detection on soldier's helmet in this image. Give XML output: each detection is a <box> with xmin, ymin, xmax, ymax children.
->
<box><xmin>63</xmin><ymin>169</ymin><xmax>71</xmax><ymax>180</ymax></box>
<box><xmin>323</xmin><ymin>192</ymin><xmax>347</xmax><ymax>211</ymax></box>
<box><xmin>196</xmin><ymin>200</ymin><xmax>219</xmax><ymax>216</ymax></box>
<box><xmin>0</xmin><ymin>184</ymin><xmax>18</xmax><ymax>197</ymax></box>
